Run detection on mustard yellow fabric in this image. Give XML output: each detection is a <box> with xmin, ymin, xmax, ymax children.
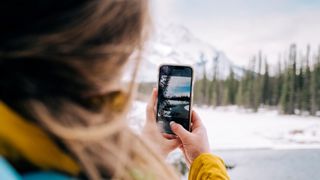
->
<box><xmin>189</xmin><ymin>153</ymin><xmax>230</xmax><ymax>180</ymax></box>
<box><xmin>0</xmin><ymin>102</ymin><xmax>80</xmax><ymax>175</ymax></box>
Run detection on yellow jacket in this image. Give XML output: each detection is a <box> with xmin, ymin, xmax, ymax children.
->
<box><xmin>0</xmin><ymin>102</ymin><xmax>80</xmax><ymax>175</ymax></box>
<box><xmin>189</xmin><ymin>153</ymin><xmax>230</xmax><ymax>180</ymax></box>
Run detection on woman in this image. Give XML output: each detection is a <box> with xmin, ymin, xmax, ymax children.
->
<box><xmin>0</xmin><ymin>0</ymin><xmax>229</xmax><ymax>179</ymax></box>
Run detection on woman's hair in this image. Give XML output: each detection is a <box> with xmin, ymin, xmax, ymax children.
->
<box><xmin>0</xmin><ymin>0</ymin><xmax>179</xmax><ymax>179</ymax></box>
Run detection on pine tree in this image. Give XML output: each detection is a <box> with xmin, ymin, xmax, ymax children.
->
<box><xmin>311</xmin><ymin>46</ymin><xmax>320</xmax><ymax>115</ymax></box>
<box><xmin>200</xmin><ymin>53</ymin><xmax>208</xmax><ymax>105</ymax></box>
<box><xmin>225</xmin><ymin>68</ymin><xmax>238</xmax><ymax>105</ymax></box>
<box><xmin>302</xmin><ymin>45</ymin><xmax>311</xmax><ymax>113</ymax></box>
<box><xmin>215</xmin><ymin>80</ymin><xmax>222</xmax><ymax>106</ymax></box>
<box><xmin>251</xmin><ymin>52</ymin><xmax>263</xmax><ymax>111</ymax></box>
<box><xmin>236</xmin><ymin>78</ymin><xmax>244</xmax><ymax>106</ymax></box>
<box><xmin>317</xmin><ymin>46</ymin><xmax>320</xmax><ymax>114</ymax></box>
<box><xmin>280</xmin><ymin>56</ymin><xmax>291</xmax><ymax>114</ymax></box>
<box><xmin>208</xmin><ymin>54</ymin><xmax>219</xmax><ymax>106</ymax></box>
<box><xmin>212</xmin><ymin>55</ymin><xmax>222</xmax><ymax>107</ymax></box>
<box><xmin>274</xmin><ymin>58</ymin><xmax>283</xmax><ymax>105</ymax></box>
<box><xmin>297</xmin><ymin>58</ymin><xmax>304</xmax><ymax>114</ymax></box>
<box><xmin>194</xmin><ymin>80</ymin><xmax>202</xmax><ymax>105</ymax></box>
<box><xmin>288</xmin><ymin>44</ymin><xmax>297</xmax><ymax>114</ymax></box>
<box><xmin>262</xmin><ymin>59</ymin><xmax>270</xmax><ymax>105</ymax></box>
<box><xmin>243</xmin><ymin>67</ymin><xmax>252</xmax><ymax>108</ymax></box>
<box><xmin>248</xmin><ymin>57</ymin><xmax>259</xmax><ymax>111</ymax></box>
<box><xmin>311</xmin><ymin>62</ymin><xmax>317</xmax><ymax>115</ymax></box>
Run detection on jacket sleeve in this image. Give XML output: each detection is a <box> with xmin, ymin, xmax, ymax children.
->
<box><xmin>188</xmin><ymin>153</ymin><xmax>230</xmax><ymax>180</ymax></box>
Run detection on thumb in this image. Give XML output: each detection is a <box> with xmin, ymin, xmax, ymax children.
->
<box><xmin>170</xmin><ymin>121</ymin><xmax>190</xmax><ymax>141</ymax></box>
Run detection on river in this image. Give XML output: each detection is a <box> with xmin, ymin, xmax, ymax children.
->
<box><xmin>215</xmin><ymin>149</ymin><xmax>320</xmax><ymax>180</ymax></box>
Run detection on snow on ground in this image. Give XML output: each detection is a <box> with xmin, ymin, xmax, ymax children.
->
<box><xmin>128</xmin><ymin>101</ymin><xmax>320</xmax><ymax>150</ymax></box>
<box><xmin>197</xmin><ymin>106</ymin><xmax>320</xmax><ymax>150</ymax></box>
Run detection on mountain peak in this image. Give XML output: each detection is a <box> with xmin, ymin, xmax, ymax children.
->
<box><xmin>136</xmin><ymin>23</ymin><xmax>243</xmax><ymax>82</ymax></box>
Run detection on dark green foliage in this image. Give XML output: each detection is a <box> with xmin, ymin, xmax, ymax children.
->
<box><xmin>225</xmin><ymin>69</ymin><xmax>238</xmax><ymax>105</ymax></box>
<box><xmin>310</xmin><ymin>46</ymin><xmax>320</xmax><ymax>115</ymax></box>
<box><xmin>262</xmin><ymin>59</ymin><xmax>271</xmax><ymax>105</ymax></box>
<box><xmin>302</xmin><ymin>45</ymin><xmax>312</xmax><ymax>113</ymax></box>
<box><xmin>193</xmin><ymin>44</ymin><xmax>320</xmax><ymax>116</ymax></box>
<box><xmin>280</xmin><ymin>44</ymin><xmax>297</xmax><ymax>114</ymax></box>
<box><xmin>271</xmin><ymin>59</ymin><xmax>283</xmax><ymax>106</ymax></box>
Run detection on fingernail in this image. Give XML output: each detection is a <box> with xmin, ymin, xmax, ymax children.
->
<box><xmin>170</xmin><ymin>121</ymin><xmax>175</xmax><ymax>126</ymax></box>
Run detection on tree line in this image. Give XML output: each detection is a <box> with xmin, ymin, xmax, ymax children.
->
<box><xmin>194</xmin><ymin>44</ymin><xmax>320</xmax><ymax>116</ymax></box>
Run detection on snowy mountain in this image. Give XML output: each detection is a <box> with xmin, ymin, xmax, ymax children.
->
<box><xmin>136</xmin><ymin>23</ymin><xmax>244</xmax><ymax>82</ymax></box>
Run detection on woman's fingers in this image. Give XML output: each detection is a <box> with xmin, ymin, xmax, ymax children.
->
<box><xmin>153</xmin><ymin>89</ymin><xmax>158</xmax><ymax>113</ymax></box>
<box><xmin>179</xmin><ymin>146</ymin><xmax>191</xmax><ymax>167</ymax></box>
<box><xmin>166</xmin><ymin>138</ymin><xmax>181</xmax><ymax>150</ymax></box>
<box><xmin>146</xmin><ymin>88</ymin><xmax>157</xmax><ymax>124</ymax></box>
<box><xmin>191</xmin><ymin>110</ymin><xmax>203</xmax><ymax>130</ymax></box>
<box><xmin>162</xmin><ymin>133</ymin><xmax>176</xmax><ymax>140</ymax></box>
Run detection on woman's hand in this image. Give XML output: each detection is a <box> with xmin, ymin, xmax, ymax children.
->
<box><xmin>170</xmin><ymin>111</ymin><xmax>210</xmax><ymax>167</ymax></box>
<box><xmin>142</xmin><ymin>88</ymin><xmax>181</xmax><ymax>158</ymax></box>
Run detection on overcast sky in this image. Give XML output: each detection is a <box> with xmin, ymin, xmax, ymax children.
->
<box><xmin>166</xmin><ymin>76</ymin><xmax>191</xmax><ymax>97</ymax></box>
<box><xmin>150</xmin><ymin>0</ymin><xmax>320</xmax><ymax>66</ymax></box>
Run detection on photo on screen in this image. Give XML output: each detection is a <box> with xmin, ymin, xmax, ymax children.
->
<box><xmin>157</xmin><ymin>75</ymin><xmax>191</xmax><ymax>133</ymax></box>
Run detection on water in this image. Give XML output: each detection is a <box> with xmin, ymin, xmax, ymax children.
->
<box><xmin>215</xmin><ymin>149</ymin><xmax>320</xmax><ymax>180</ymax></box>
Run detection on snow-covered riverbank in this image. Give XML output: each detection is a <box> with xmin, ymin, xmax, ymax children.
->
<box><xmin>129</xmin><ymin>101</ymin><xmax>320</xmax><ymax>150</ymax></box>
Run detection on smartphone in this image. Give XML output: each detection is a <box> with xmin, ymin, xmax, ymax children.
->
<box><xmin>156</xmin><ymin>65</ymin><xmax>193</xmax><ymax>134</ymax></box>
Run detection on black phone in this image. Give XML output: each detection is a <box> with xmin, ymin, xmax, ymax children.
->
<box><xmin>156</xmin><ymin>65</ymin><xmax>193</xmax><ymax>134</ymax></box>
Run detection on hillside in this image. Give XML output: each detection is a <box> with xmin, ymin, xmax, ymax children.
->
<box><xmin>134</xmin><ymin>23</ymin><xmax>243</xmax><ymax>82</ymax></box>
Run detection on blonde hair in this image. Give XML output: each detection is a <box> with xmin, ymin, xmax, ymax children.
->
<box><xmin>0</xmin><ymin>0</ymin><xmax>179</xmax><ymax>179</ymax></box>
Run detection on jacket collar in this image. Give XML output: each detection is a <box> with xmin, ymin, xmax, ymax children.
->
<box><xmin>0</xmin><ymin>101</ymin><xmax>80</xmax><ymax>175</ymax></box>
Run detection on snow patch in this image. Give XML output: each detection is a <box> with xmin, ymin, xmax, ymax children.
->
<box><xmin>128</xmin><ymin>101</ymin><xmax>320</xmax><ymax>150</ymax></box>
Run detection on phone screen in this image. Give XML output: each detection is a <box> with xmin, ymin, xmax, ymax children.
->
<box><xmin>157</xmin><ymin>65</ymin><xmax>193</xmax><ymax>134</ymax></box>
